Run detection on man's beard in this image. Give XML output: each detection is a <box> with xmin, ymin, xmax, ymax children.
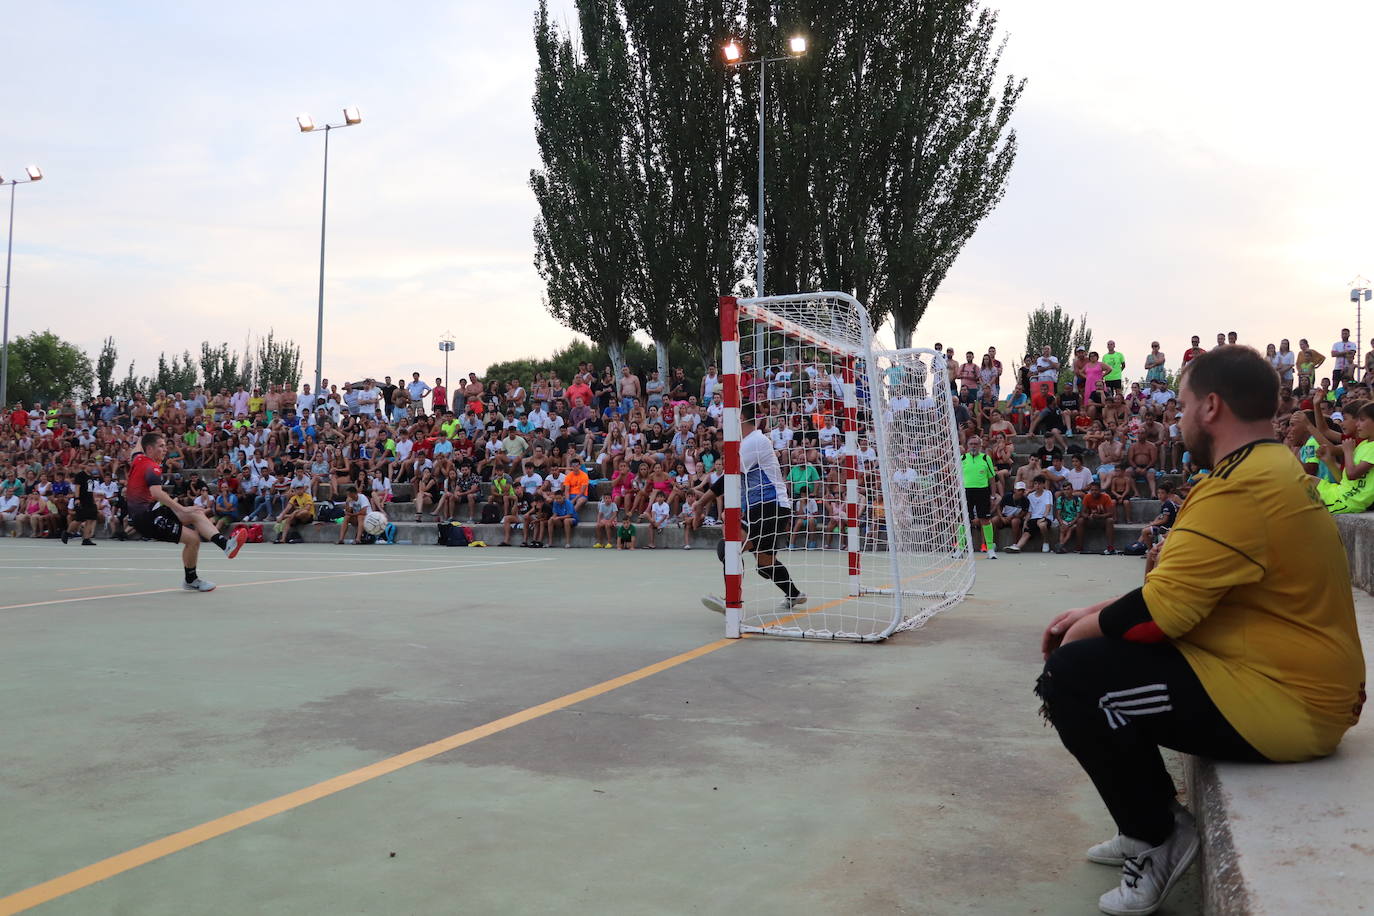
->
<box><xmin>1184</xmin><ymin>424</ymin><xmax>1214</xmax><ymax>468</ymax></box>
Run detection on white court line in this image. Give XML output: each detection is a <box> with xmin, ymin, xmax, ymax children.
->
<box><xmin>0</xmin><ymin>565</ymin><xmax>519</xmax><ymax>575</ymax></box>
<box><xmin>0</xmin><ymin>552</ymin><xmax>519</xmax><ymax>564</ymax></box>
<box><xmin>0</xmin><ymin>558</ymin><xmax>555</xmax><ymax>613</ymax></box>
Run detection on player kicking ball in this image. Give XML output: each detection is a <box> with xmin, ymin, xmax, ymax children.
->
<box><xmin>702</xmin><ymin>404</ymin><xmax>806</xmax><ymax>615</ymax></box>
<box><xmin>127</xmin><ymin>432</ymin><xmax>247</xmax><ymax>591</ymax></box>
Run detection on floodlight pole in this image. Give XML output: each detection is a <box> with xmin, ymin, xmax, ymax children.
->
<box><xmin>298</xmin><ymin>108</ymin><xmax>361</xmax><ymax>399</ymax></box>
<box><xmin>1</xmin><ymin>171</ymin><xmax>42</xmax><ymax>412</ymax></box>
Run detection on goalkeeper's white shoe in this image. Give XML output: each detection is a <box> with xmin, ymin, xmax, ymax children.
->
<box><xmin>1087</xmin><ymin>802</ymin><xmax>1193</xmax><ymax>866</ymax></box>
<box><xmin>777</xmin><ymin>594</ymin><xmax>807</xmax><ymax>611</ymax></box>
<box><xmin>701</xmin><ymin>595</ymin><xmax>726</xmax><ymax>614</ymax></box>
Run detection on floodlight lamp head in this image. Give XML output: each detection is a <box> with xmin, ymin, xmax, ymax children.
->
<box><xmin>723</xmin><ymin>41</ymin><xmax>742</xmax><ymax>62</ymax></box>
<box><xmin>297</xmin><ymin>114</ymin><xmax>316</xmax><ymax>132</ymax></box>
<box><xmin>25</xmin><ymin>165</ymin><xmax>43</xmax><ymax>181</ymax></box>
<box><xmin>343</xmin><ymin>106</ymin><xmax>362</xmax><ymax>125</ymax></box>
<box><xmin>789</xmin><ymin>35</ymin><xmax>808</xmax><ymax>55</ymax></box>
<box><xmin>1354</xmin><ymin>290</ymin><xmax>1362</xmax><ymax>303</ymax></box>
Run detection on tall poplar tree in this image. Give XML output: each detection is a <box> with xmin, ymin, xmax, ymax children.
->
<box><xmin>531</xmin><ymin>0</ymin><xmax>639</xmax><ymax>375</ymax></box>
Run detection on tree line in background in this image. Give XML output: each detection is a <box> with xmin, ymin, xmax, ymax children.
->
<box><xmin>531</xmin><ymin>0</ymin><xmax>1023</xmax><ymax>378</ymax></box>
<box><xmin>3</xmin><ymin>330</ymin><xmax>303</xmax><ymax>406</ymax></box>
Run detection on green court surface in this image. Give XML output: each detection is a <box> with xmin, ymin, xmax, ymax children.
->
<box><xmin>0</xmin><ymin>541</ymin><xmax>1198</xmax><ymax>915</ymax></box>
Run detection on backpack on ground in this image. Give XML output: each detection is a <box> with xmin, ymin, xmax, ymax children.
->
<box><xmin>437</xmin><ymin>522</ymin><xmax>470</xmax><ymax>547</ymax></box>
<box><xmin>242</xmin><ymin>523</ymin><xmax>264</xmax><ymax>544</ymax></box>
<box><xmin>480</xmin><ymin>502</ymin><xmax>500</xmax><ymax>524</ymax></box>
<box><xmin>315</xmin><ymin>501</ymin><xmax>344</xmax><ymax>522</ymax></box>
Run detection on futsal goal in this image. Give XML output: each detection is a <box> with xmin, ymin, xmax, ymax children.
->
<box><xmin>718</xmin><ymin>292</ymin><xmax>974</xmax><ymax>642</ymax></box>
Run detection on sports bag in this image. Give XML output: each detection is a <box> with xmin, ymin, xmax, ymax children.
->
<box><xmin>436</xmin><ymin>522</ymin><xmax>470</xmax><ymax>547</ymax></box>
<box><xmin>243</xmin><ymin>523</ymin><xmax>264</xmax><ymax>544</ymax></box>
<box><xmin>480</xmin><ymin>502</ymin><xmax>501</xmax><ymax>525</ymax></box>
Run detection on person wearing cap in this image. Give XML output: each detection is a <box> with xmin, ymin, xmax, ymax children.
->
<box><xmin>992</xmin><ymin>480</ymin><xmax>1030</xmax><ymax>545</ymax></box>
<box><xmin>274</xmin><ymin>482</ymin><xmax>315</xmax><ymax>544</ymax></box>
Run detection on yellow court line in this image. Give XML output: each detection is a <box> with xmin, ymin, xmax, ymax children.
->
<box><xmin>0</xmin><ymin>563</ymin><xmax>957</xmax><ymax>912</ymax></box>
<box><xmin>57</xmin><ymin>583</ymin><xmax>136</xmax><ymax>592</ymax></box>
<box><xmin>0</xmin><ymin>637</ymin><xmax>738</xmax><ymax>915</ymax></box>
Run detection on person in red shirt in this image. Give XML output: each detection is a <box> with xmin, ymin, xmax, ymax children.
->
<box><xmin>8</xmin><ymin>403</ymin><xmax>27</xmax><ymax>432</ymax></box>
<box><xmin>1181</xmin><ymin>335</ymin><xmax>1205</xmax><ymax>364</ymax></box>
<box><xmin>127</xmin><ymin>431</ymin><xmax>247</xmax><ymax>592</ymax></box>
<box><xmin>431</xmin><ymin>377</ymin><xmax>448</xmax><ymax>414</ymax></box>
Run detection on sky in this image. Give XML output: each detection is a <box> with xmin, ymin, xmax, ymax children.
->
<box><xmin>3</xmin><ymin>0</ymin><xmax>1372</xmax><ymax>394</ymax></box>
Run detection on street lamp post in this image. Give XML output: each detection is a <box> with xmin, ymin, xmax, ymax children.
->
<box><xmin>1351</xmin><ymin>276</ymin><xmax>1372</xmax><ymax>366</ymax></box>
<box><xmin>297</xmin><ymin>106</ymin><xmax>362</xmax><ymax>398</ymax></box>
<box><xmin>439</xmin><ymin>335</ymin><xmax>455</xmax><ymax>390</ymax></box>
<box><xmin>1</xmin><ymin>165</ymin><xmax>44</xmax><ymax>412</ymax></box>
<box><xmin>723</xmin><ymin>35</ymin><xmax>807</xmax><ymax>298</ymax></box>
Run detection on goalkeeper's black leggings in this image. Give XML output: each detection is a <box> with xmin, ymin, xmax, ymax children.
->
<box><xmin>714</xmin><ymin>525</ymin><xmax>800</xmax><ymax>599</ymax></box>
<box><xmin>1035</xmin><ymin>637</ymin><xmax>1266</xmax><ymax>845</ymax></box>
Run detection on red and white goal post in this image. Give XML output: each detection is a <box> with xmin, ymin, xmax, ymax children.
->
<box><xmin>718</xmin><ymin>292</ymin><xmax>974</xmax><ymax>642</ymax></box>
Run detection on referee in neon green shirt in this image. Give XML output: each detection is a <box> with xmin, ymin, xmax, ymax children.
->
<box><xmin>961</xmin><ymin>436</ymin><xmax>998</xmax><ymax>558</ymax></box>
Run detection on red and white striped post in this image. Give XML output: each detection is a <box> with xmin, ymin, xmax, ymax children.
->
<box><xmin>842</xmin><ymin>356</ymin><xmax>860</xmax><ymax>595</ymax></box>
<box><xmin>719</xmin><ymin>296</ymin><xmax>744</xmax><ymax>638</ymax></box>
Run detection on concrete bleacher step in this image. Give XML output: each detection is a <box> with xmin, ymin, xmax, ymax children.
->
<box><xmin>243</xmin><ymin>520</ymin><xmax>726</xmax><ymax>549</ymax></box>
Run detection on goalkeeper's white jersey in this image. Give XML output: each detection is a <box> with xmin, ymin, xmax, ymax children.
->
<box><xmin>741</xmin><ymin>428</ymin><xmax>792</xmax><ymax>510</ymax></box>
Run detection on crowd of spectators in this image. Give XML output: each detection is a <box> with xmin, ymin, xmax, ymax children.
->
<box><xmin>954</xmin><ymin>328</ymin><xmax>1374</xmax><ymax>558</ymax></box>
<box><xmin>5</xmin><ymin>328</ymin><xmax>1374</xmax><ymax>551</ymax></box>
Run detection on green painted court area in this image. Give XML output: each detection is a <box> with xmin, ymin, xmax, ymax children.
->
<box><xmin>0</xmin><ymin>542</ymin><xmax>1198</xmax><ymax>915</ymax></box>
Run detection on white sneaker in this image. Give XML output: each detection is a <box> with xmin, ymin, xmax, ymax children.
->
<box><xmin>701</xmin><ymin>594</ymin><xmax>726</xmax><ymax>614</ymax></box>
<box><xmin>1087</xmin><ymin>803</ymin><xmax>1193</xmax><ymax>866</ymax></box>
<box><xmin>777</xmin><ymin>594</ymin><xmax>807</xmax><ymax>611</ymax></box>
<box><xmin>183</xmin><ymin>578</ymin><xmax>216</xmax><ymax>592</ymax></box>
<box><xmin>1098</xmin><ymin>822</ymin><xmax>1199</xmax><ymax>916</ymax></box>
<box><xmin>1042</xmin><ymin>542</ymin><xmax>1050</xmax><ymax>553</ymax></box>
<box><xmin>1005</xmin><ymin>544</ymin><xmax>1021</xmax><ymax>553</ymax></box>
<box><xmin>986</xmin><ymin>550</ymin><xmax>998</xmax><ymax>559</ymax></box>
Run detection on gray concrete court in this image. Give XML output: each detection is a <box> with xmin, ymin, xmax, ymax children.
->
<box><xmin>0</xmin><ymin>541</ymin><xmax>1198</xmax><ymax>915</ymax></box>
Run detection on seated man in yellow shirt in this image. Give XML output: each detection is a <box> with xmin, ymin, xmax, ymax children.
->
<box><xmin>275</xmin><ymin>484</ymin><xmax>315</xmax><ymax>544</ymax></box>
<box><xmin>1038</xmin><ymin>346</ymin><xmax>1365</xmax><ymax>916</ymax></box>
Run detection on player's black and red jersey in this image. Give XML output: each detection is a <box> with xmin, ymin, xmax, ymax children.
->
<box><xmin>127</xmin><ymin>454</ymin><xmax>165</xmax><ymax>515</ymax></box>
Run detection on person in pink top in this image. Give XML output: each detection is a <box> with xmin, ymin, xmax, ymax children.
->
<box><xmin>1082</xmin><ymin>351</ymin><xmax>1108</xmax><ymax>416</ymax></box>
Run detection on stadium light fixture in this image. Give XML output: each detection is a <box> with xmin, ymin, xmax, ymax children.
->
<box><xmin>24</xmin><ymin>166</ymin><xmax>42</xmax><ymax>182</ymax></box>
<box><xmin>297</xmin><ymin>107</ymin><xmax>364</xmax><ymax>398</ymax></box>
<box><xmin>723</xmin><ymin>41</ymin><xmax>742</xmax><ymax>63</ymax></box>
<box><xmin>789</xmin><ymin>35</ymin><xmax>808</xmax><ymax>55</ymax></box>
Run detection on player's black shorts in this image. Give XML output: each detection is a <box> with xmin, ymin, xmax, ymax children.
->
<box><xmin>130</xmin><ymin>505</ymin><xmax>184</xmax><ymax>543</ymax></box>
<box><xmin>965</xmin><ymin>486</ymin><xmax>992</xmax><ymax>520</ymax></box>
<box><xmin>744</xmin><ymin>501</ymin><xmax>791</xmax><ymax>554</ymax></box>
<box><xmin>74</xmin><ymin>503</ymin><xmax>99</xmax><ymax>522</ymax></box>
<box><xmin>1105</xmin><ymin>378</ymin><xmax>1123</xmax><ymax>391</ymax></box>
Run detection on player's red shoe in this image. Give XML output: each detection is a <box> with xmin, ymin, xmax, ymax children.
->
<box><xmin>226</xmin><ymin>527</ymin><xmax>248</xmax><ymax>559</ymax></box>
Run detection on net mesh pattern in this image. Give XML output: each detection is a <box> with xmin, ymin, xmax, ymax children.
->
<box><xmin>730</xmin><ymin>294</ymin><xmax>972</xmax><ymax>641</ymax></box>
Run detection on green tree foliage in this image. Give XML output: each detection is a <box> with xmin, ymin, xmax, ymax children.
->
<box><xmin>484</xmin><ymin>337</ymin><xmax>697</xmax><ymax>393</ymax></box>
<box><xmin>95</xmin><ymin>336</ymin><xmax>118</xmax><ymax>399</ymax></box>
<box><xmin>198</xmin><ymin>341</ymin><xmax>243</xmax><ymax>393</ymax></box>
<box><xmin>254</xmin><ymin>330</ymin><xmax>302</xmax><ymax>389</ymax></box>
<box><xmin>3</xmin><ymin>331</ymin><xmax>95</xmax><ymax>405</ymax></box>
<box><xmin>871</xmin><ymin>1</ymin><xmax>1023</xmax><ymax>347</ymax></box>
<box><xmin>531</xmin><ymin>0</ymin><xmax>639</xmax><ymax>375</ymax></box>
<box><xmin>1025</xmin><ymin>303</ymin><xmax>1091</xmax><ymax>387</ymax></box>
<box><xmin>154</xmin><ymin>351</ymin><xmax>198</xmax><ymax>394</ymax></box>
<box><xmin>116</xmin><ymin>360</ymin><xmax>150</xmax><ymax>401</ymax></box>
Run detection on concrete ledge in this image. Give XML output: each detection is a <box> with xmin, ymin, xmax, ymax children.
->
<box><xmin>1337</xmin><ymin>514</ymin><xmax>1374</xmax><ymax>595</ymax></box>
<box><xmin>1186</xmin><ymin>591</ymin><xmax>1374</xmax><ymax>915</ymax></box>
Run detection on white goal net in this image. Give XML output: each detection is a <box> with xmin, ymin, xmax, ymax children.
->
<box><xmin>720</xmin><ymin>292</ymin><xmax>973</xmax><ymax>641</ymax></box>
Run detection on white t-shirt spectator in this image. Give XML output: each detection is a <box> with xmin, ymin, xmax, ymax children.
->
<box><xmin>1063</xmin><ymin>467</ymin><xmax>1094</xmax><ymax>491</ymax></box>
<box><xmin>1150</xmin><ymin>388</ymin><xmax>1175</xmax><ymax>407</ymax></box>
<box><xmin>0</xmin><ymin>493</ymin><xmax>19</xmax><ymax>520</ymax></box>
<box><xmin>1035</xmin><ymin>355</ymin><xmax>1060</xmax><ymax>383</ymax></box>
<box><xmin>296</xmin><ymin>392</ymin><xmax>314</xmax><ymax>415</ymax></box>
<box><xmin>1027</xmin><ymin>489</ymin><xmax>1054</xmax><ymax>520</ymax></box>
<box><xmin>519</xmin><ymin>472</ymin><xmax>543</xmax><ymax>494</ymax></box>
<box><xmin>1333</xmin><ymin>340</ymin><xmax>1357</xmax><ymax>371</ymax></box>
<box><xmin>359</xmin><ymin>386</ymin><xmax>381</xmax><ymax>415</ymax></box>
<box><xmin>769</xmin><ymin>424</ymin><xmax>793</xmax><ymax>451</ymax></box>
<box><xmin>395</xmin><ymin>438</ymin><xmax>415</xmax><ymax>462</ymax></box>
<box><xmin>650</xmin><ymin>500</ymin><xmax>671</xmax><ymax>526</ymax></box>
<box><xmin>231</xmin><ymin>390</ymin><xmax>250</xmax><ymax>416</ymax></box>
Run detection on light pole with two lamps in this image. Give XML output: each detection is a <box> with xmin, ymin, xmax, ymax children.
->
<box><xmin>439</xmin><ymin>334</ymin><xmax>455</xmax><ymax>392</ymax></box>
<box><xmin>1</xmin><ymin>165</ymin><xmax>44</xmax><ymax>412</ymax></box>
<box><xmin>297</xmin><ymin>106</ymin><xmax>362</xmax><ymax>398</ymax></box>
<box><xmin>723</xmin><ymin>34</ymin><xmax>807</xmax><ymax>297</ymax></box>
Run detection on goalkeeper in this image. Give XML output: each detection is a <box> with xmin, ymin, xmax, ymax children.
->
<box><xmin>702</xmin><ymin>403</ymin><xmax>807</xmax><ymax>613</ymax></box>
